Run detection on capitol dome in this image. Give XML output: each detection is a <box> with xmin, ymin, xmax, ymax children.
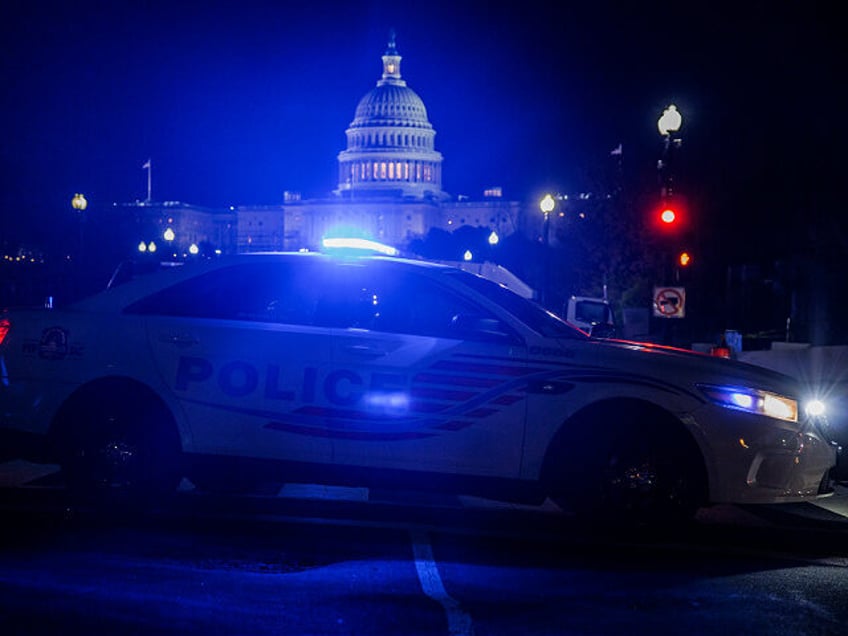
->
<box><xmin>351</xmin><ymin>83</ymin><xmax>431</xmax><ymax>129</ymax></box>
<box><xmin>337</xmin><ymin>34</ymin><xmax>445</xmax><ymax>199</ymax></box>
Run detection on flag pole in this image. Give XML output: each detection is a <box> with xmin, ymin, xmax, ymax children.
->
<box><xmin>146</xmin><ymin>159</ymin><xmax>152</xmax><ymax>202</ymax></box>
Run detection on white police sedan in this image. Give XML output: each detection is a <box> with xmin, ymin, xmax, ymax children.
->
<box><xmin>0</xmin><ymin>251</ymin><xmax>838</xmax><ymax>521</ymax></box>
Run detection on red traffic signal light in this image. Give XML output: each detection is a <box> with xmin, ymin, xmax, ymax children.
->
<box><xmin>660</xmin><ymin>207</ymin><xmax>677</xmax><ymax>225</ymax></box>
<box><xmin>652</xmin><ymin>197</ymin><xmax>688</xmax><ymax>233</ymax></box>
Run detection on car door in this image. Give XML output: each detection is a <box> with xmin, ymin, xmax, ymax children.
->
<box><xmin>316</xmin><ymin>261</ymin><xmax>528</xmax><ymax>479</ymax></box>
<box><xmin>127</xmin><ymin>259</ymin><xmax>335</xmax><ymax>464</ymax></box>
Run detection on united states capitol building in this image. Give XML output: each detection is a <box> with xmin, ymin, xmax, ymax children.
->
<box><xmin>128</xmin><ymin>35</ymin><xmax>540</xmax><ymax>257</ymax></box>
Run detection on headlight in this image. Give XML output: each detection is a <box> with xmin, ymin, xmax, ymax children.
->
<box><xmin>699</xmin><ymin>384</ymin><xmax>798</xmax><ymax>423</ymax></box>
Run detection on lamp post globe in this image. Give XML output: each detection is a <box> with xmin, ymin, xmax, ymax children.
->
<box><xmin>71</xmin><ymin>193</ymin><xmax>88</xmax><ymax>212</ymax></box>
<box><xmin>657</xmin><ymin>104</ymin><xmax>682</xmax><ymax>136</ymax></box>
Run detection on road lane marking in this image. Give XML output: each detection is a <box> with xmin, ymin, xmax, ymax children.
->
<box><xmin>410</xmin><ymin>530</ymin><xmax>474</xmax><ymax>636</ymax></box>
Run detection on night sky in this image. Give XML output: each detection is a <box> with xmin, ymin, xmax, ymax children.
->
<box><xmin>1</xmin><ymin>0</ymin><xmax>843</xmax><ymax>261</ymax></box>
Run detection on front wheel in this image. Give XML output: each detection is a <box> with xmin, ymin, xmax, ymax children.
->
<box><xmin>551</xmin><ymin>419</ymin><xmax>706</xmax><ymax>526</ymax></box>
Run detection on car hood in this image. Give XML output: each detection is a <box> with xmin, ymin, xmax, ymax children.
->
<box><xmin>575</xmin><ymin>337</ymin><xmax>803</xmax><ymax>398</ymax></box>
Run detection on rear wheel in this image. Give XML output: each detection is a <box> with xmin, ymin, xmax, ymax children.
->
<box><xmin>54</xmin><ymin>386</ymin><xmax>182</xmax><ymax>509</ymax></box>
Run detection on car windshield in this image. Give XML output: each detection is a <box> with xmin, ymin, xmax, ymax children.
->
<box><xmin>445</xmin><ymin>269</ymin><xmax>588</xmax><ymax>340</ymax></box>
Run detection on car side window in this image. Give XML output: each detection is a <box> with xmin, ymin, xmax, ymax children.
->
<box><xmin>124</xmin><ymin>262</ymin><xmax>323</xmax><ymax>326</ymax></box>
<box><xmin>314</xmin><ymin>265</ymin><xmax>518</xmax><ymax>343</ymax></box>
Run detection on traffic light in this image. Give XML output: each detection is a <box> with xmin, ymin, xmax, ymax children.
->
<box><xmin>678</xmin><ymin>251</ymin><xmax>692</xmax><ymax>267</ymax></box>
<box><xmin>652</xmin><ymin>197</ymin><xmax>686</xmax><ymax>232</ymax></box>
<box><xmin>660</xmin><ymin>206</ymin><xmax>678</xmax><ymax>225</ymax></box>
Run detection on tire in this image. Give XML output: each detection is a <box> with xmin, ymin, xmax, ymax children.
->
<box><xmin>549</xmin><ymin>413</ymin><xmax>705</xmax><ymax>526</ymax></box>
<box><xmin>55</xmin><ymin>387</ymin><xmax>182</xmax><ymax>509</ymax></box>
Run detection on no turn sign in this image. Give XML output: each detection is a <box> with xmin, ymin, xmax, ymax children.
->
<box><xmin>653</xmin><ymin>286</ymin><xmax>686</xmax><ymax>318</ymax></box>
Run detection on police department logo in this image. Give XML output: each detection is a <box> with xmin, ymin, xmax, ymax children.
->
<box><xmin>38</xmin><ymin>327</ymin><xmax>70</xmax><ymax>360</ymax></box>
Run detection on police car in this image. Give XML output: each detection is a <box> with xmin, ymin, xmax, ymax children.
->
<box><xmin>0</xmin><ymin>250</ymin><xmax>838</xmax><ymax>521</ymax></box>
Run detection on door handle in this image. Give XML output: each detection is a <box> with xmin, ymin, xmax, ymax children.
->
<box><xmin>159</xmin><ymin>333</ymin><xmax>199</xmax><ymax>347</ymax></box>
<box><xmin>342</xmin><ymin>344</ymin><xmax>386</xmax><ymax>358</ymax></box>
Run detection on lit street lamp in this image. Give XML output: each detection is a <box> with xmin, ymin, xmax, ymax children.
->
<box><xmin>657</xmin><ymin>104</ymin><xmax>682</xmax><ymax>136</ymax></box>
<box><xmin>657</xmin><ymin>106</ymin><xmax>685</xmax><ymax>345</ymax></box>
<box><xmin>539</xmin><ymin>194</ymin><xmax>556</xmax><ymax>306</ymax></box>
<box><xmin>71</xmin><ymin>193</ymin><xmax>88</xmax><ymax>212</ymax></box>
<box><xmin>540</xmin><ymin>194</ymin><xmax>555</xmax><ymax>232</ymax></box>
<box><xmin>163</xmin><ymin>227</ymin><xmax>176</xmax><ymax>258</ymax></box>
<box><xmin>71</xmin><ymin>193</ymin><xmax>88</xmax><ymax>263</ymax></box>
<box><xmin>657</xmin><ymin>104</ymin><xmax>683</xmax><ymax>199</ymax></box>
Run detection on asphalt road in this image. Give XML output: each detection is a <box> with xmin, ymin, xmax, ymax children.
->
<box><xmin>1</xmin><ymin>462</ymin><xmax>848</xmax><ymax>635</ymax></box>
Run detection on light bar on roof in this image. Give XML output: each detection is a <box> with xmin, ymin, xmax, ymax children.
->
<box><xmin>321</xmin><ymin>237</ymin><xmax>399</xmax><ymax>256</ymax></box>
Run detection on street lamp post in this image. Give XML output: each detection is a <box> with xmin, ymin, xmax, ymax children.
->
<box><xmin>657</xmin><ymin>105</ymin><xmax>684</xmax><ymax>344</ymax></box>
<box><xmin>163</xmin><ymin>226</ymin><xmax>175</xmax><ymax>258</ymax></box>
<box><xmin>70</xmin><ymin>193</ymin><xmax>89</xmax><ymax>300</ymax></box>
<box><xmin>657</xmin><ymin>104</ymin><xmax>682</xmax><ymax>200</ymax></box>
<box><xmin>71</xmin><ymin>193</ymin><xmax>88</xmax><ymax>263</ymax></box>
<box><xmin>539</xmin><ymin>194</ymin><xmax>556</xmax><ymax>306</ymax></box>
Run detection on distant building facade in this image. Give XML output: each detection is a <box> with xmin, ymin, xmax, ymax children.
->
<box><xmin>128</xmin><ymin>35</ymin><xmax>534</xmax><ymax>256</ymax></box>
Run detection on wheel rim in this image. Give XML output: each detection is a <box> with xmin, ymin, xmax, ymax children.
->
<box><xmin>90</xmin><ymin>436</ymin><xmax>142</xmax><ymax>489</ymax></box>
<box><xmin>63</xmin><ymin>407</ymin><xmax>174</xmax><ymax>499</ymax></box>
<box><xmin>601</xmin><ymin>444</ymin><xmax>694</xmax><ymax>519</ymax></box>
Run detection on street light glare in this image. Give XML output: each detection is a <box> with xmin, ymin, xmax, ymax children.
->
<box><xmin>71</xmin><ymin>193</ymin><xmax>88</xmax><ymax>211</ymax></box>
<box><xmin>540</xmin><ymin>194</ymin><xmax>555</xmax><ymax>215</ymax></box>
<box><xmin>657</xmin><ymin>104</ymin><xmax>683</xmax><ymax>136</ymax></box>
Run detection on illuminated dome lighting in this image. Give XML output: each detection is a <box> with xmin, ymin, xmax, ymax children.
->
<box><xmin>336</xmin><ymin>31</ymin><xmax>445</xmax><ymax>200</ymax></box>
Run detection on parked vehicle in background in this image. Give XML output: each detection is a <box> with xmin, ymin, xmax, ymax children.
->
<box><xmin>564</xmin><ymin>296</ymin><xmax>616</xmax><ymax>337</ymax></box>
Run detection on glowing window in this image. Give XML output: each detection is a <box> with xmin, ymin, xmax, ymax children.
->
<box><xmin>388</xmin><ymin>162</ymin><xmax>394</xmax><ymax>179</ymax></box>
